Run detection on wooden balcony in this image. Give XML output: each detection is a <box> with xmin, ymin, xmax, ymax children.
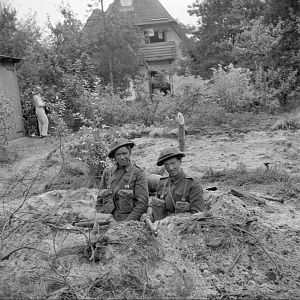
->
<box><xmin>139</xmin><ymin>41</ymin><xmax>176</xmax><ymax>62</ymax></box>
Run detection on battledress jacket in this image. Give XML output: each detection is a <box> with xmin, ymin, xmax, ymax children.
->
<box><xmin>156</xmin><ymin>171</ymin><xmax>205</xmax><ymax>214</ymax></box>
<box><xmin>99</xmin><ymin>162</ymin><xmax>148</xmax><ymax>221</ymax></box>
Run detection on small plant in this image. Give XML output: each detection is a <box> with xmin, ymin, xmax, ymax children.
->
<box><xmin>70</xmin><ymin>126</ymin><xmax>110</xmax><ymax>187</ymax></box>
<box><xmin>212</xmin><ymin>64</ymin><xmax>256</xmax><ymax>113</ymax></box>
<box><xmin>48</xmin><ymin>99</ymin><xmax>69</xmax><ymax>169</ymax></box>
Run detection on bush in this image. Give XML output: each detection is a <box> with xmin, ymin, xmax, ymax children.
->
<box><xmin>134</xmin><ymin>92</ymin><xmax>176</xmax><ymax>126</ymax></box>
<box><xmin>78</xmin><ymin>82</ymin><xmax>134</xmax><ymax>127</ymax></box>
<box><xmin>172</xmin><ymin>74</ymin><xmax>214</xmax><ymax>117</ymax></box>
<box><xmin>69</xmin><ymin>126</ymin><xmax>110</xmax><ymax>187</ymax></box>
<box><xmin>212</xmin><ymin>64</ymin><xmax>256</xmax><ymax>113</ymax></box>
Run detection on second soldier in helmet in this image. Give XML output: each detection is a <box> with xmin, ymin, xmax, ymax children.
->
<box><xmin>149</xmin><ymin>147</ymin><xmax>205</xmax><ymax>221</ymax></box>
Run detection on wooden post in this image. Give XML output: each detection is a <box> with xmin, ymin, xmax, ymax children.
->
<box><xmin>177</xmin><ymin>112</ymin><xmax>185</xmax><ymax>151</ymax></box>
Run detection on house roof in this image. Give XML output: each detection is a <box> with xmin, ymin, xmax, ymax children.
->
<box><xmin>0</xmin><ymin>55</ymin><xmax>22</xmax><ymax>64</ymax></box>
<box><xmin>107</xmin><ymin>0</ymin><xmax>175</xmax><ymax>25</ymax></box>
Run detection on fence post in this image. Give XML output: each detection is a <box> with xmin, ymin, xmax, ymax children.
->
<box><xmin>177</xmin><ymin>112</ymin><xmax>185</xmax><ymax>151</ymax></box>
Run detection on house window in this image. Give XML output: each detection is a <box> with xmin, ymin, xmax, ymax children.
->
<box><xmin>144</xmin><ymin>29</ymin><xmax>166</xmax><ymax>43</ymax></box>
<box><xmin>120</xmin><ymin>0</ymin><xmax>132</xmax><ymax>6</ymax></box>
<box><xmin>120</xmin><ymin>0</ymin><xmax>134</xmax><ymax>11</ymax></box>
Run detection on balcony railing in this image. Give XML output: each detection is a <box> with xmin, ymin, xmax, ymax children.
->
<box><xmin>139</xmin><ymin>41</ymin><xmax>176</xmax><ymax>62</ymax></box>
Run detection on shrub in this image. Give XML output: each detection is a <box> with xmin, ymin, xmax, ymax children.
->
<box><xmin>78</xmin><ymin>82</ymin><xmax>134</xmax><ymax>127</ymax></box>
<box><xmin>172</xmin><ymin>74</ymin><xmax>214</xmax><ymax>117</ymax></box>
<box><xmin>134</xmin><ymin>92</ymin><xmax>176</xmax><ymax>126</ymax></box>
<box><xmin>212</xmin><ymin>64</ymin><xmax>256</xmax><ymax>112</ymax></box>
<box><xmin>69</xmin><ymin>126</ymin><xmax>110</xmax><ymax>187</ymax></box>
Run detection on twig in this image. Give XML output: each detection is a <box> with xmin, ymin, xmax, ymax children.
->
<box><xmin>1</xmin><ymin>246</ymin><xmax>47</xmax><ymax>261</ymax></box>
<box><xmin>8</xmin><ymin>165</ymin><xmax>47</xmax><ymax>224</ymax></box>
<box><xmin>228</xmin><ymin>227</ymin><xmax>245</xmax><ymax>273</ymax></box>
<box><xmin>46</xmin><ymin>223</ymin><xmax>90</xmax><ymax>232</ymax></box>
<box><xmin>232</xmin><ymin>226</ymin><xmax>280</xmax><ymax>274</ymax></box>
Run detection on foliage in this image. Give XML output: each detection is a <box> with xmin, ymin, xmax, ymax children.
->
<box><xmin>172</xmin><ymin>74</ymin><xmax>214</xmax><ymax>117</ymax></box>
<box><xmin>186</xmin><ymin>0</ymin><xmax>266</xmax><ymax>78</ymax></box>
<box><xmin>79</xmin><ymin>81</ymin><xmax>134</xmax><ymax>127</ymax></box>
<box><xmin>212</xmin><ymin>64</ymin><xmax>256</xmax><ymax>112</ymax></box>
<box><xmin>84</xmin><ymin>8</ymin><xmax>143</xmax><ymax>91</ymax></box>
<box><xmin>0</xmin><ymin>3</ymin><xmax>41</xmax><ymax>57</ymax></box>
<box><xmin>233</xmin><ymin>17</ymin><xmax>282</xmax><ymax>69</ymax></box>
<box><xmin>69</xmin><ymin>126</ymin><xmax>110</xmax><ymax>187</ymax></box>
<box><xmin>252</xmin><ymin>67</ymin><xmax>297</xmax><ymax>112</ymax></box>
<box><xmin>186</xmin><ymin>0</ymin><xmax>300</xmax><ymax>108</ymax></box>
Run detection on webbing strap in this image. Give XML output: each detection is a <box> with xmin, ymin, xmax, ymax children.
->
<box><xmin>182</xmin><ymin>179</ymin><xmax>190</xmax><ymax>201</ymax></box>
<box><xmin>168</xmin><ymin>181</ymin><xmax>176</xmax><ymax>210</ymax></box>
<box><xmin>125</xmin><ymin>164</ymin><xmax>135</xmax><ymax>189</ymax></box>
<box><xmin>161</xmin><ymin>178</ymin><xmax>168</xmax><ymax>198</ymax></box>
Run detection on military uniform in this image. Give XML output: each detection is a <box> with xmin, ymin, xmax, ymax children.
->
<box><xmin>99</xmin><ymin>161</ymin><xmax>148</xmax><ymax>221</ymax></box>
<box><xmin>156</xmin><ymin>171</ymin><xmax>204</xmax><ymax>215</ymax></box>
<box><xmin>149</xmin><ymin>146</ymin><xmax>204</xmax><ymax>220</ymax></box>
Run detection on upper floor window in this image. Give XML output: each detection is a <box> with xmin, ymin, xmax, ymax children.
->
<box><xmin>120</xmin><ymin>0</ymin><xmax>134</xmax><ymax>11</ymax></box>
<box><xmin>121</xmin><ymin>0</ymin><xmax>132</xmax><ymax>6</ymax></box>
<box><xmin>144</xmin><ymin>29</ymin><xmax>166</xmax><ymax>43</ymax></box>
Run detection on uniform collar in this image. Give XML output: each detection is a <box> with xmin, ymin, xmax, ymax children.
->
<box><xmin>112</xmin><ymin>160</ymin><xmax>133</xmax><ymax>173</ymax></box>
<box><xmin>169</xmin><ymin>169</ymin><xmax>185</xmax><ymax>184</ymax></box>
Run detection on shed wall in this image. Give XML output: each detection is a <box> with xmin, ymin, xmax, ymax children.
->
<box><xmin>0</xmin><ymin>62</ymin><xmax>24</xmax><ymax>141</ymax></box>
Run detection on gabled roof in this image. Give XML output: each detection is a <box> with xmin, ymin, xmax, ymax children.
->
<box><xmin>84</xmin><ymin>0</ymin><xmax>186</xmax><ymax>42</ymax></box>
<box><xmin>107</xmin><ymin>0</ymin><xmax>175</xmax><ymax>25</ymax></box>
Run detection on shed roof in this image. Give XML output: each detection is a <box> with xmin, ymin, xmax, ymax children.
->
<box><xmin>0</xmin><ymin>55</ymin><xmax>22</xmax><ymax>64</ymax></box>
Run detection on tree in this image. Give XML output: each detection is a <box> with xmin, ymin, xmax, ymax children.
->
<box><xmin>84</xmin><ymin>6</ymin><xmax>143</xmax><ymax>91</ymax></box>
<box><xmin>186</xmin><ymin>0</ymin><xmax>266</xmax><ymax>77</ymax></box>
<box><xmin>0</xmin><ymin>3</ymin><xmax>41</xmax><ymax>57</ymax></box>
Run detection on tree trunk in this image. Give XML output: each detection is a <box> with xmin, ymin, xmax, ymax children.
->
<box><xmin>109</xmin><ymin>58</ymin><xmax>114</xmax><ymax>92</ymax></box>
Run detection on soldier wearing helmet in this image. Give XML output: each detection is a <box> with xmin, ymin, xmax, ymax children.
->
<box><xmin>97</xmin><ymin>138</ymin><xmax>148</xmax><ymax>222</ymax></box>
<box><xmin>149</xmin><ymin>147</ymin><xmax>204</xmax><ymax>220</ymax></box>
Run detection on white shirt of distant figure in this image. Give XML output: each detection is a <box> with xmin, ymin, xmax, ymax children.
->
<box><xmin>33</xmin><ymin>86</ymin><xmax>49</xmax><ymax>138</ymax></box>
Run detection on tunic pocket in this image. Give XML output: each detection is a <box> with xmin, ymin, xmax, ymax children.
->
<box><xmin>118</xmin><ymin>189</ymin><xmax>134</xmax><ymax>214</ymax></box>
<box><xmin>97</xmin><ymin>189</ymin><xmax>115</xmax><ymax>214</ymax></box>
<box><xmin>175</xmin><ymin>201</ymin><xmax>190</xmax><ymax>214</ymax></box>
<box><xmin>151</xmin><ymin>196</ymin><xmax>167</xmax><ymax>221</ymax></box>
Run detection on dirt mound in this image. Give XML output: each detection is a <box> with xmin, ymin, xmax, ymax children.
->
<box><xmin>23</xmin><ymin>188</ymin><xmax>98</xmax><ymax>224</ymax></box>
<box><xmin>1</xmin><ymin>189</ymin><xmax>299</xmax><ymax>299</ymax></box>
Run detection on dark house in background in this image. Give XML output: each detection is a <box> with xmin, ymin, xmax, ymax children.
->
<box><xmin>84</xmin><ymin>0</ymin><xmax>186</xmax><ymax>97</ymax></box>
<box><xmin>0</xmin><ymin>55</ymin><xmax>24</xmax><ymax>141</ymax></box>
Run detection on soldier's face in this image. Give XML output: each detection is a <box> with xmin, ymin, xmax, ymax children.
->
<box><xmin>114</xmin><ymin>146</ymin><xmax>131</xmax><ymax>167</ymax></box>
<box><xmin>164</xmin><ymin>157</ymin><xmax>181</xmax><ymax>177</ymax></box>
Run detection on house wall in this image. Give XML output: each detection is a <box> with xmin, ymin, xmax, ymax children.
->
<box><xmin>0</xmin><ymin>61</ymin><xmax>24</xmax><ymax>141</ymax></box>
<box><xmin>137</xmin><ymin>22</ymin><xmax>183</xmax><ymax>96</ymax></box>
<box><xmin>140</xmin><ymin>23</ymin><xmax>183</xmax><ymax>61</ymax></box>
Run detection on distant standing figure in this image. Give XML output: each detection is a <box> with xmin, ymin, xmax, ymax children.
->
<box><xmin>33</xmin><ymin>86</ymin><xmax>49</xmax><ymax>138</ymax></box>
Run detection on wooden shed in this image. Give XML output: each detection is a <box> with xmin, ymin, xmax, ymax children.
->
<box><xmin>0</xmin><ymin>55</ymin><xmax>24</xmax><ymax>141</ymax></box>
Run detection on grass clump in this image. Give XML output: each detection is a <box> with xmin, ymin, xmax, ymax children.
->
<box><xmin>202</xmin><ymin>163</ymin><xmax>292</xmax><ymax>186</ymax></box>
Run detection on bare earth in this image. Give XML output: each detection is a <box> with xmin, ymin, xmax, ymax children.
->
<box><xmin>0</xmin><ymin>123</ymin><xmax>300</xmax><ymax>299</ymax></box>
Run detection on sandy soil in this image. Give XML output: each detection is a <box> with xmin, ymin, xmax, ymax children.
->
<box><xmin>1</xmin><ymin>123</ymin><xmax>300</xmax><ymax>299</ymax></box>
